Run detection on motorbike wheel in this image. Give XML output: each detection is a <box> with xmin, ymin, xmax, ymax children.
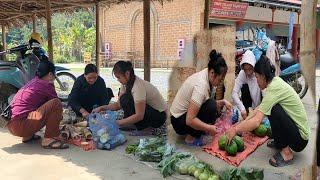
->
<box><xmin>0</xmin><ymin>84</ymin><xmax>17</xmax><ymax>127</ymax></box>
<box><xmin>291</xmin><ymin>72</ymin><xmax>308</xmax><ymax>99</ymax></box>
<box><xmin>55</xmin><ymin>72</ymin><xmax>76</xmax><ymax>102</ymax></box>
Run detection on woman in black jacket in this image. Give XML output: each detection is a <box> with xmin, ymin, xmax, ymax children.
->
<box><xmin>68</xmin><ymin>64</ymin><xmax>114</xmax><ymax>118</ymax></box>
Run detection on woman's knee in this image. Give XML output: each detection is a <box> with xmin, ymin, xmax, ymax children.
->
<box><xmin>202</xmin><ymin>99</ymin><xmax>217</xmax><ymax>112</ymax></box>
<box><xmin>270</xmin><ymin>104</ymin><xmax>282</xmax><ymax>114</ymax></box>
<box><xmin>48</xmin><ymin>98</ymin><xmax>63</xmax><ymax>112</ymax></box>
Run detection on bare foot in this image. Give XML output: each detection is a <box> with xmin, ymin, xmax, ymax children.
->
<box><xmin>22</xmin><ymin>135</ymin><xmax>34</xmax><ymax>142</ymax></box>
<box><xmin>41</xmin><ymin>137</ymin><xmax>69</xmax><ymax>149</ymax></box>
<box><xmin>270</xmin><ymin>146</ymin><xmax>293</xmax><ymax>164</ymax></box>
<box><xmin>185</xmin><ymin>135</ymin><xmax>196</xmax><ymax>144</ymax></box>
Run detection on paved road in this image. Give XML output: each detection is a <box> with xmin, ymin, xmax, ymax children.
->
<box><xmin>67</xmin><ymin>67</ymin><xmax>171</xmax><ymax>102</ymax></box>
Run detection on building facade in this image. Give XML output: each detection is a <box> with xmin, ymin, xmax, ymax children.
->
<box><xmin>101</xmin><ymin>0</ymin><xmax>307</xmax><ymax>68</ymax></box>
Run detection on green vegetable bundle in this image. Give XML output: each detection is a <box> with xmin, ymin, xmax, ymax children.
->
<box><xmin>135</xmin><ymin>137</ymin><xmax>174</xmax><ymax>162</ymax></box>
<box><xmin>220</xmin><ymin>167</ymin><xmax>263</xmax><ymax>180</ymax></box>
<box><xmin>125</xmin><ymin>144</ymin><xmax>138</xmax><ymax>154</ymax></box>
<box><xmin>158</xmin><ymin>152</ymin><xmax>192</xmax><ymax>178</ymax></box>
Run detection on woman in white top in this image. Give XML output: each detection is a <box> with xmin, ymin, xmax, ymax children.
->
<box><xmin>232</xmin><ymin>50</ymin><xmax>261</xmax><ymax>119</ymax></box>
<box><xmin>93</xmin><ymin>61</ymin><xmax>167</xmax><ymax>132</ymax></box>
<box><xmin>170</xmin><ymin>50</ymin><xmax>232</xmax><ymax>146</ymax></box>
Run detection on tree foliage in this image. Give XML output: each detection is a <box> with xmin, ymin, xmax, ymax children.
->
<box><xmin>0</xmin><ymin>9</ymin><xmax>96</xmax><ymax>63</ymax></box>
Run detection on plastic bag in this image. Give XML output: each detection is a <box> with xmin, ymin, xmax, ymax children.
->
<box><xmin>215</xmin><ymin>111</ymin><xmax>233</xmax><ymax>135</ymax></box>
<box><xmin>175</xmin><ymin>156</ymin><xmax>197</xmax><ymax>175</ymax></box>
<box><xmin>88</xmin><ymin>111</ymin><xmax>126</xmax><ymax>150</ymax></box>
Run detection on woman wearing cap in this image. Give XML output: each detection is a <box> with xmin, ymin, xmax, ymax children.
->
<box><xmin>7</xmin><ymin>60</ymin><xmax>69</xmax><ymax>149</ymax></box>
<box><xmin>29</xmin><ymin>32</ymin><xmax>48</xmax><ymax>62</ymax></box>
<box><xmin>68</xmin><ymin>64</ymin><xmax>114</xmax><ymax>118</ymax></box>
<box><xmin>226</xmin><ymin>55</ymin><xmax>309</xmax><ymax>167</ymax></box>
<box><xmin>93</xmin><ymin>61</ymin><xmax>167</xmax><ymax>135</ymax></box>
<box><xmin>232</xmin><ymin>50</ymin><xmax>261</xmax><ymax>119</ymax></box>
<box><xmin>170</xmin><ymin>50</ymin><xmax>232</xmax><ymax>146</ymax></box>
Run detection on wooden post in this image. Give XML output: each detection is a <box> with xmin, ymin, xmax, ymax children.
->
<box><xmin>1</xmin><ymin>25</ymin><xmax>6</xmax><ymax>50</ymax></box>
<box><xmin>292</xmin><ymin>25</ymin><xmax>299</xmax><ymax>60</ymax></box>
<box><xmin>300</xmin><ymin>0</ymin><xmax>317</xmax><ymax>179</ymax></box>
<box><xmin>96</xmin><ymin>2</ymin><xmax>101</xmax><ymax>72</ymax></box>
<box><xmin>46</xmin><ymin>0</ymin><xmax>53</xmax><ymax>61</ymax></box>
<box><xmin>204</xmin><ymin>0</ymin><xmax>210</xmax><ymax>29</ymax></box>
<box><xmin>143</xmin><ymin>0</ymin><xmax>151</xmax><ymax>81</ymax></box>
<box><xmin>32</xmin><ymin>14</ymin><xmax>36</xmax><ymax>33</ymax></box>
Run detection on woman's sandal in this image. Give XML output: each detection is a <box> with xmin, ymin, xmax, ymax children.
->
<box><xmin>22</xmin><ymin>134</ymin><xmax>41</xmax><ymax>143</ymax></box>
<box><xmin>42</xmin><ymin>139</ymin><xmax>69</xmax><ymax>149</ymax></box>
<box><xmin>269</xmin><ymin>152</ymin><xmax>293</xmax><ymax>167</ymax></box>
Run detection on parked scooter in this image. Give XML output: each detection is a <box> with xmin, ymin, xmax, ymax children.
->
<box><xmin>0</xmin><ymin>44</ymin><xmax>76</xmax><ymax>114</ymax></box>
<box><xmin>235</xmin><ymin>48</ymin><xmax>308</xmax><ymax>99</ymax></box>
<box><xmin>279</xmin><ymin>52</ymin><xmax>308</xmax><ymax>99</ymax></box>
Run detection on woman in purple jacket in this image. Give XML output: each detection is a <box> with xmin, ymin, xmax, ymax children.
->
<box><xmin>7</xmin><ymin>60</ymin><xmax>69</xmax><ymax>149</ymax></box>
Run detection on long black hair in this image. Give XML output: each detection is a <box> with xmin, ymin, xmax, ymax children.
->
<box><xmin>208</xmin><ymin>49</ymin><xmax>228</xmax><ymax>75</ymax></box>
<box><xmin>254</xmin><ymin>55</ymin><xmax>275</xmax><ymax>83</ymax></box>
<box><xmin>113</xmin><ymin>61</ymin><xmax>135</xmax><ymax>94</ymax></box>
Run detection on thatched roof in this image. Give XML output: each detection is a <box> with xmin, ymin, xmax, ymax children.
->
<box><xmin>0</xmin><ymin>0</ymin><xmax>167</xmax><ymax>27</ymax></box>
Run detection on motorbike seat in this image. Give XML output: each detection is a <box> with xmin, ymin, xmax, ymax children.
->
<box><xmin>280</xmin><ymin>52</ymin><xmax>297</xmax><ymax>71</ymax></box>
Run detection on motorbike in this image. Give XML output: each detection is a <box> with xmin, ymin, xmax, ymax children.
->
<box><xmin>235</xmin><ymin>48</ymin><xmax>308</xmax><ymax>99</ymax></box>
<box><xmin>0</xmin><ymin>44</ymin><xmax>76</xmax><ymax>115</ymax></box>
<box><xmin>279</xmin><ymin>52</ymin><xmax>308</xmax><ymax>99</ymax></box>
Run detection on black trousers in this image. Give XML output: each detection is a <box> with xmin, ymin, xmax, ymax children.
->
<box><xmin>241</xmin><ymin>84</ymin><xmax>263</xmax><ymax>113</ymax></box>
<box><xmin>171</xmin><ymin>99</ymin><xmax>218</xmax><ymax>138</ymax></box>
<box><xmin>268</xmin><ymin>104</ymin><xmax>308</xmax><ymax>152</ymax></box>
<box><xmin>120</xmin><ymin>93</ymin><xmax>166</xmax><ymax>130</ymax></box>
<box><xmin>241</xmin><ymin>84</ymin><xmax>252</xmax><ymax>113</ymax></box>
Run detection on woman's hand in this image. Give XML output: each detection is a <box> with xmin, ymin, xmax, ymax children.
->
<box><xmin>226</xmin><ymin>126</ymin><xmax>237</xmax><ymax>144</ymax></box>
<box><xmin>240</xmin><ymin>110</ymin><xmax>247</xmax><ymax>120</ymax></box>
<box><xmin>92</xmin><ymin>106</ymin><xmax>103</xmax><ymax>113</ymax></box>
<box><xmin>206</xmin><ymin>125</ymin><xmax>217</xmax><ymax>136</ymax></box>
<box><xmin>223</xmin><ymin>100</ymin><xmax>233</xmax><ymax>112</ymax></box>
<box><xmin>79</xmin><ymin>108</ymin><xmax>90</xmax><ymax>118</ymax></box>
<box><xmin>81</xmin><ymin>111</ymin><xmax>90</xmax><ymax>118</ymax></box>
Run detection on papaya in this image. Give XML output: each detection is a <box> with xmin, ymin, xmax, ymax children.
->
<box><xmin>225</xmin><ymin>140</ymin><xmax>238</xmax><ymax>156</ymax></box>
<box><xmin>233</xmin><ymin>135</ymin><xmax>244</xmax><ymax>152</ymax></box>
<box><xmin>254</xmin><ymin>124</ymin><xmax>268</xmax><ymax>137</ymax></box>
<box><xmin>218</xmin><ymin>134</ymin><xmax>228</xmax><ymax>150</ymax></box>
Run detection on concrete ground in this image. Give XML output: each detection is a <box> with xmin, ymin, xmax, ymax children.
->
<box><xmin>0</xmin><ymin>129</ymin><xmax>180</xmax><ymax>180</ymax></box>
<box><xmin>167</xmin><ymin>90</ymin><xmax>318</xmax><ymax>180</ymax></box>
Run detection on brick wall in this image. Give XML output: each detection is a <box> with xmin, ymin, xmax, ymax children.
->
<box><xmin>102</xmin><ymin>0</ymin><xmax>204</xmax><ymax>68</ymax></box>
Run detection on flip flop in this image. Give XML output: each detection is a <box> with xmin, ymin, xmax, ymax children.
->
<box><xmin>185</xmin><ymin>137</ymin><xmax>205</xmax><ymax>147</ymax></box>
<box><xmin>42</xmin><ymin>139</ymin><xmax>69</xmax><ymax>149</ymax></box>
<box><xmin>22</xmin><ymin>134</ymin><xmax>41</xmax><ymax>143</ymax></box>
<box><xmin>269</xmin><ymin>152</ymin><xmax>293</xmax><ymax>167</ymax></box>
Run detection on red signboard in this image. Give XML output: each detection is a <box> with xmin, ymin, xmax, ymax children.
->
<box><xmin>210</xmin><ymin>0</ymin><xmax>249</xmax><ymax>19</ymax></box>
